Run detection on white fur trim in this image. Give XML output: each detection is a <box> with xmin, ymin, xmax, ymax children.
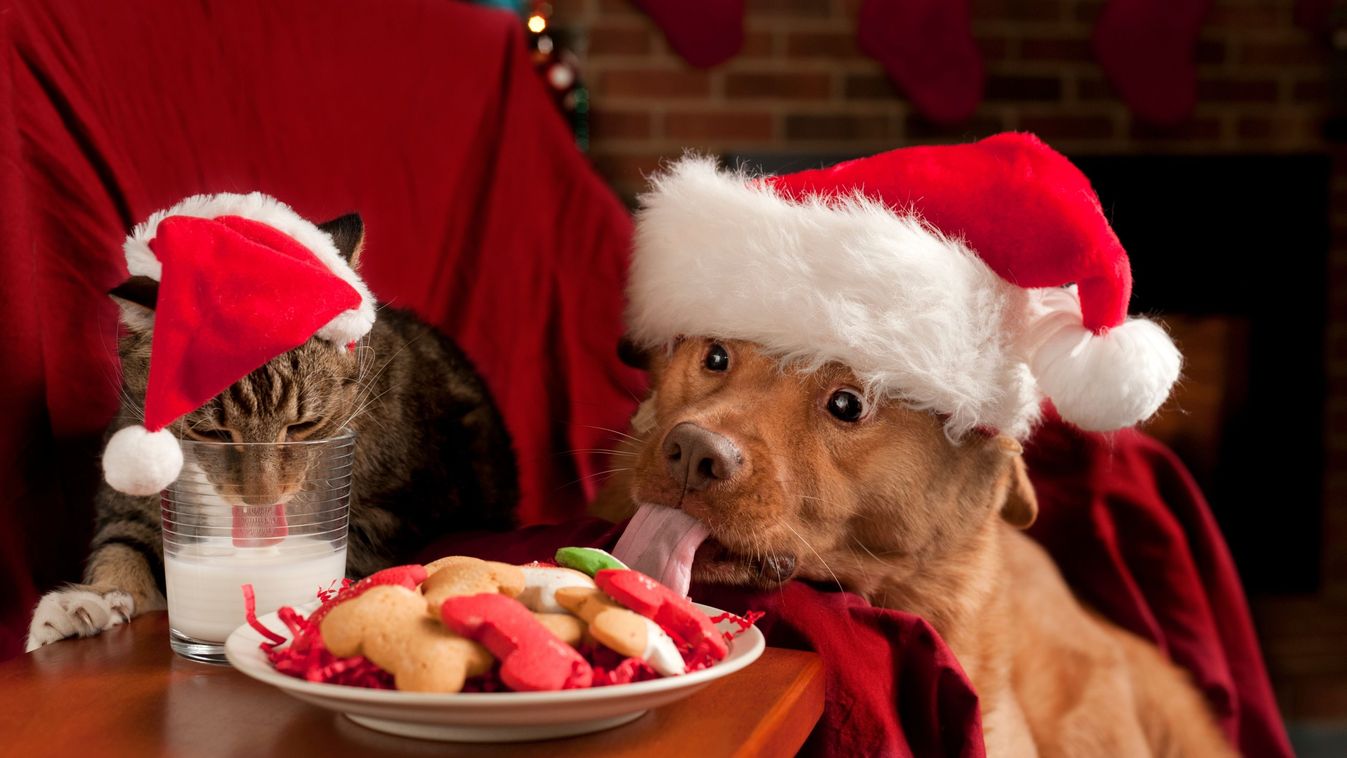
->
<box><xmin>628</xmin><ymin>156</ymin><xmax>1043</xmax><ymax>439</ymax></box>
<box><xmin>102</xmin><ymin>426</ymin><xmax>184</xmax><ymax>496</ymax></box>
<box><xmin>123</xmin><ymin>192</ymin><xmax>376</xmax><ymax>344</ymax></box>
<box><xmin>1025</xmin><ymin>288</ymin><xmax>1181</xmax><ymax>432</ymax></box>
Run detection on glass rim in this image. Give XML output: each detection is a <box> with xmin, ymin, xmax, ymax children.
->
<box><xmin>162</xmin><ymin>481</ymin><xmax>352</xmax><ymax>496</ymax></box>
<box><xmin>176</xmin><ymin>427</ymin><xmax>356</xmax><ymax>450</ymax></box>
<box><xmin>163</xmin><ymin>531</ymin><xmax>349</xmax><ymax>544</ymax></box>
<box><xmin>162</xmin><ymin>513</ymin><xmax>350</xmax><ymax>530</ymax></box>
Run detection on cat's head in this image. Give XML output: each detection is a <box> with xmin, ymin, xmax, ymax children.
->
<box><xmin>109</xmin><ymin>213</ymin><xmax>369</xmax><ymax>506</ymax></box>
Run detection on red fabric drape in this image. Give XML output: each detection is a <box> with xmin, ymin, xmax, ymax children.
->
<box><xmin>1024</xmin><ymin>409</ymin><xmax>1292</xmax><ymax>758</ymax></box>
<box><xmin>0</xmin><ymin>0</ymin><xmax>642</xmax><ymax>659</ymax></box>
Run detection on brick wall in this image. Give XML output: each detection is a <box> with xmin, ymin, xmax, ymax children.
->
<box><xmin>551</xmin><ymin>0</ymin><xmax>1346</xmax><ymax>723</ymax></box>
<box><xmin>557</xmin><ymin>0</ymin><xmax>1332</xmax><ymax>198</ymax></box>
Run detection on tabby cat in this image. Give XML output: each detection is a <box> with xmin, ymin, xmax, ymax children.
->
<box><xmin>26</xmin><ymin>215</ymin><xmax>517</xmax><ymax>650</ymax></box>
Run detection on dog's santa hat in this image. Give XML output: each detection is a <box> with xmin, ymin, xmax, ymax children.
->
<box><xmin>626</xmin><ymin>132</ymin><xmax>1181</xmax><ymax>439</ymax></box>
<box><xmin>103</xmin><ymin>192</ymin><xmax>376</xmax><ymax>496</ymax></box>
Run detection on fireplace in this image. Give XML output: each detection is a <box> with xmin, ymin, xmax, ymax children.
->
<box><xmin>1077</xmin><ymin>154</ymin><xmax>1329</xmax><ymax>594</ymax></box>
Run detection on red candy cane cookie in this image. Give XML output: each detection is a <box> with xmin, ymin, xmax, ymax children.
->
<box><xmin>594</xmin><ymin>569</ymin><xmax>728</xmax><ymax>664</ymax></box>
<box><xmin>439</xmin><ymin>593</ymin><xmax>593</xmax><ymax>691</ymax></box>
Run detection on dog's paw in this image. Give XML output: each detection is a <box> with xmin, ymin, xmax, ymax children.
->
<box><xmin>25</xmin><ymin>586</ymin><xmax>135</xmax><ymax>652</ymax></box>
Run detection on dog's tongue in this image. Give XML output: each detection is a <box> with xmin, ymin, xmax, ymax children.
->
<box><xmin>231</xmin><ymin>504</ymin><xmax>288</xmax><ymax>548</ymax></box>
<box><xmin>611</xmin><ymin>504</ymin><xmax>710</xmax><ymax>598</ymax></box>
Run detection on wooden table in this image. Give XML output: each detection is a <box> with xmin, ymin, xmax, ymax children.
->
<box><xmin>0</xmin><ymin>613</ymin><xmax>824</xmax><ymax>757</ymax></box>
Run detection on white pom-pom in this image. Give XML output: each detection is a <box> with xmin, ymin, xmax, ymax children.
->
<box><xmin>316</xmin><ymin>307</ymin><xmax>376</xmax><ymax>346</ymax></box>
<box><xmin>1028</xmin><ymin>302</ymin><xmax>1182</xmax><ymax>432</ymax></box>
<box><xmin>103</xmin><ymin>426</ymin><xmax>184</xmax><ymax>496</ymax></box>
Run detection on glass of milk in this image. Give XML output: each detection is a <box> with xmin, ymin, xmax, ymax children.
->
<box><xmin>162</xmin><ymin>429</ymin><xmax>353</xmax><ymax>664</ymax></box>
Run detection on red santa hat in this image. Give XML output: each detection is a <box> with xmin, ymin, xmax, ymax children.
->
<box><xmin>103</xmin><ymin>192</ymin><xmax>377</xmax><ymax>495</ymax></box>
<box><xmin>626</xmin><ymin>132</ymin><xmax>1181</xmax><ymax>439</ymax></box>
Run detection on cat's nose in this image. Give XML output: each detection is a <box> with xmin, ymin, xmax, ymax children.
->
<box><xmin>662</xmin><ymin>422</ymin><xmax>742</xmax><ymax>491</ymax></box>
<box><xmin>239</xmin><ymin>463</ymin><xmax>285</xmax><ymax>506</ymax></box>
<box><xmin>239</xmin><ymin>486</ymin><xmax>282</xmax><ymax>506</ymax></box>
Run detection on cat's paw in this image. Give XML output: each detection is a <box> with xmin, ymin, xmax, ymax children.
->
<box><xmin>25</xmin><ymin>586</ymin><xmax>135</xmax><ymax>652</ymax></box>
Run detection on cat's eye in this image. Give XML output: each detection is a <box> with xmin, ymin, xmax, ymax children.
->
<box><xmin>703</xmin><ymin>343</ymin><xmax>730</xmax><ymax>373</ymax></box>
<box><xmin>187</xmin><ymin>427</ymin><xmax>233</xmax><ymax>443</ymax></box>
<box><xmin>826</xmin><ymin>389</ymin><xmax>866</xmax><ymax>423</ymax></box>
<box><xmin>286</xmin><ymin>420</ymin><xmax>321</xmax><ymax>440</ymax></box>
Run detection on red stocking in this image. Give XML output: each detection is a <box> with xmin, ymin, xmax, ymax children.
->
<box><xmin>629</xmin><ymin>0</ymin><xmax>745</xmax><ymax>69</ymax></box>
<box><xmin>856</xmin><ymin>0</ymin><xmax>984</xmax><ymax>125</ymax></box>
<box><xmin>1294</xmin><ymin>0</ymin><xmax>1332</xmax><ymax>35</ymax></box>
<box><xmin>1093</xmin><ymin>0</ymin><xmax>1212</xmax><ymax>125</ymax></box>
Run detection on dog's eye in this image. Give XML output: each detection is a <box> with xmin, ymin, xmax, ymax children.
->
<box><xmin>703</xmin><ymin>343</ymin><xmax>730</xmax><ymax>372</ymax></box>
<box><xmin>827</xmin><ymin>389</ymin><xmax>865</xmax><ymax>422</ymax></box>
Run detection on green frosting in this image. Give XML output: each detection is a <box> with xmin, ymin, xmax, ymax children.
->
<box><xmin>555</xmin><ymin>546</ymin><xmax>628</xmax><ymax>576</ymax></box>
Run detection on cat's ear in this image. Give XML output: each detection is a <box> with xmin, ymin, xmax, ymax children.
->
<box><xmin>318</xmin><ymin>213</ymin><xmax>365</xmax><ymax>268</ymax></box>
<box><xmin>108</xmin><ymin>275</ymin><xmax>158</xmax><ymax>333</ymax></box>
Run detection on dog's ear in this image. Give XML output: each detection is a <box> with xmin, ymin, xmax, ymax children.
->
<box><xmin>617</xmin><ymin>335</ymin><xmax>650</xmax><ymax>370</ymax></box>
<box><xmin>992</xmin><ymin>438</ymin><xmax>1038</xmax><ymax>528</ymax></box>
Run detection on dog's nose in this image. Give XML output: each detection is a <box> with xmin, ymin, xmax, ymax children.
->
<box><xmin>662</xmin><ymin>422</ymin><xmax>742</xmax><ymax>491</ymax></box>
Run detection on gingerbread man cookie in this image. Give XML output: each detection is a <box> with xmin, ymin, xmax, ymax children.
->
<box><xmin>319</xmin><ymin>584</ymin><xmax>491</xmax><ymax>693</ymax></box>
<box><xmin>421</xmin><ymin>556</ymin><xmax>526</xmax><ymax>607</ymax></box>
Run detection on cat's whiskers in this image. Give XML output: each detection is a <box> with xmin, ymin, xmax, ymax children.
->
<box><xmin>349</xmin><ymin>343</ymin><xmax>380</xmax><ymax>400</ymax></box>
<box><xmin>336</xmin><ymin>383</ymin><xmax>398</xmax><ymax>430</ymax></box>
<box><xmin>347</xmin><ymin>333</ymin><xmax>427</xmax><ymax>409</ymax></box>
<box><xmin>99</xmin><ymin>316</ymin><xmax>146</xmax><ymax>422</ymax></box>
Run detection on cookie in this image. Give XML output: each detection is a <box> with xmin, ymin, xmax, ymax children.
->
<box><xmin>517</xmin><ymin>565</ymin><xmax>596</xmax><ymax>613</ymax></box>
<box><xmin>594</xmin><ymin>568</ymin><xmax>728</xmax><ymax>664</ymax></box>
<box><xmin>555</xmin><ymin>586</ymin><xmax>685</xmax><ymax>676</ymax></box>
<box><xmin>440</xmin><ymin>592</ymin><xmax>593</xmax><ymax>691</ymax></box>
<box><xmin>533</xmin><ymin>612</ymin><xmax>585</xmax><ymax>647</ymax></box>
<box><xmin>421</xmin><ymin>556</ymin><xmax>526</xmax><ymax>607</ymax></box>
<box><xmin>555</xmin><ymin>546</ymin><xmax>628</xmax><ymax>576</ymax></box>
<box><xmin>319</xmin><ymin>584</ymin><xmax>491</xmax><ymax>693</ymax></box>
<box><xmin>307</xmin><ymin>563</ymin><xmax>429</xmax><ymax>626</ymax></box>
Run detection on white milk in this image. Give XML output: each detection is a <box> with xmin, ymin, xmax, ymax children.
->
<box><xmin>165</xmin><ymin>537</ymin><xmax>347</xmax><ymax>642</ymax></box>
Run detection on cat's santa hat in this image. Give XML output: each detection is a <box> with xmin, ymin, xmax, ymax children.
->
<box><xmin>626</xmin><ymin>132</ymin><xmax>1181</xmax><ymax>439</ymax></box>
<box><xmin>103</xmin><ymin>193</ymin><xmax>376</xmax><ymax>496</ymax></box>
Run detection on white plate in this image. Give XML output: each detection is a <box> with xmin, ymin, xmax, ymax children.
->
<box><xmin>224</xmin><ymin>601</ymin><xmax>765</xmax><ymax>742</ymax></box>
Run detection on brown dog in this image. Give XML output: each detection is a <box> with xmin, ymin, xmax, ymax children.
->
<box><xmin>595</xmin><ymin>337</ymin><xmax>1234</xmax><ymax>757</ymax></box>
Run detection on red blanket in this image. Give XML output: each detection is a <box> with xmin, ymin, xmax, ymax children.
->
<box><xmin>422</xmin><ymin>412</ymin><xmax>1291</xmax><ymax>757</ymax></box>
<box><xmin>0</xmin><ymin>0</ymin><xmax>641</xmax><ymax>657</ymax></box>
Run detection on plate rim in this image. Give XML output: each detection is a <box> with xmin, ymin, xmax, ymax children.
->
<box><xmin>224</xmin><ymin>600</ymin><xmax>766</xmax><ymax>705</ymax></box>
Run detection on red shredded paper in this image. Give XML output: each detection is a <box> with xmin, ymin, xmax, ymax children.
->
<box><xmin>241</xmin><ymin>563</ymin><xmax>428</xmax><ymax>689</ymax></box>
<box><xmin>244</xmin><ymin>567</ymin><xmax>763</xmax><ymax>692</ymax></box>
<box><xmin>711</xmin><ymin>609</ymin><xmax>765</xmax><ymax>645</ymax></box>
